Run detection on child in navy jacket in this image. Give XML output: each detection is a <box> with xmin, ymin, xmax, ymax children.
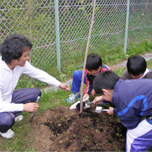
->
<box><xmin>93</xmin><ymin>71</ymin><xmax>152</xmax><ymax>152</ymax></box>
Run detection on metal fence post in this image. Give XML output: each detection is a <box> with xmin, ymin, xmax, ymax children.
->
<box><xmin>124</xmin><ymin>0</ymin><xmax>130</xmax><ymax>54</ymax></box>
<box><xmin>29</xmin><ymin>0</ymin><xmax>32</xmax><ymax>63</ymax></box>
<box><xmin>55</xmin><ymin>0</ymin><xmax>61</xmax><ymax>72</ymax></box>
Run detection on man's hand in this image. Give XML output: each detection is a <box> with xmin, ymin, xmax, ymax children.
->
<box><xmin>107</xmin><ymin>107</ymin><xmax>114</xmax><ymax>115</ymax></box>
<box><xmin>59</xmin><ymin>83</ymin><xmax>70</xmax><ymax>91</ymax></box>
<box><xmin>93</xmin><ymin>96</ymin><xmax>104</xmax><ymax>105</ymax></box>
<box><xmin>23</xmin><ymin>103</ymin><xmax>39</xmax><ymax>112</ymax></box>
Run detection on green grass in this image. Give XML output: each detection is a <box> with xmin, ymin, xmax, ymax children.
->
<box><xmin>147</xmin><ymin>59</ymin><xmax>152</xmax><ymax>71</ymax></box>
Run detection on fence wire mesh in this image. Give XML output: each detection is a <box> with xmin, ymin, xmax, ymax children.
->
<box><xmin>1</xmin><ymin>0</ymin><xmax>152</xmax><ymax>76</ymax></box>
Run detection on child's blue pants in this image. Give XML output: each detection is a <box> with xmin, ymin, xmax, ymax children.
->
<box><xmin>71</xmin><ymin>70</ymin><xmax>86</xmax><ymax>93</ymax></box>
<box><xmin>0</xmin><ymin>88</ymin><xmax>41</xmax><ymax>133</ymax></box>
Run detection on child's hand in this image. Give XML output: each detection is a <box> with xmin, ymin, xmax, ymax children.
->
<box><xmin>93</xmin><ymin>96</ymin><xmax>104</xmax><ymax>105</ymax></box>
<box><xmin>107</xmin><ymin>107</ymin><xmax>114</xmax><ymax>115</ymax></box>
<box><xmin>91</xmin><ymin>89</ymin><xmax>96</xmax><ymax>97</ymax></box>
<box><xmin>83</xmin><ymin>94</ymin><xmax>89</xmax><ymax>101</ymax></box>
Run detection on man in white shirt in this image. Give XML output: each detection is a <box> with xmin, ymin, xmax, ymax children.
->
<box><xmin>0</xmin><ymin>34</ymin><xmax>70</xmax><ymax>139</ymax></box>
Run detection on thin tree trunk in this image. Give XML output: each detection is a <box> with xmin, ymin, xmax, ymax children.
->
<box><xmin>80</xmin><ymin>0</ymin><xmax>96</xmax><ymax>114</ymax></box>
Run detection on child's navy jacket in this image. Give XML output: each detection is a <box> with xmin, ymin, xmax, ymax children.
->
<box><xmin>112</xmin><ymin>78</ymin><xmax>152</xmax><ymax>129</ymax></box>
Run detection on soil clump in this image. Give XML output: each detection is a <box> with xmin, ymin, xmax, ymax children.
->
<box><xmin>29</xmin><ymin>106</ymin><xmax>126</xmax><ymax>151</ymax></box>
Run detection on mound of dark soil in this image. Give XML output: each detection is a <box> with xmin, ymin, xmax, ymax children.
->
<box><xmin>29</xmin><ymin>106</ymin><xmax>126</xmax><ymax>151</ymax></box>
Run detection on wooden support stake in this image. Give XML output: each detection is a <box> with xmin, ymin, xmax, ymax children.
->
<box><xmin>80</xmin><ymin>0</ymin><xmax>96</xmax><ymax>114</ymax></box>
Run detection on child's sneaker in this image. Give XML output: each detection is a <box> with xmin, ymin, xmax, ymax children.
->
<box><xmin>15</xmin><ymin>115</ymin><xmax>23</xmax><ymax>122</ymax></box>
<box><xmin>0</xmin><ymin>129</ymin><xmax>15</xmax><ymax>139</ymax></box>
<box><xmin>66</xmin><ymin>93</ymin><xmax>80</xmax><ymax>103</ymax></box>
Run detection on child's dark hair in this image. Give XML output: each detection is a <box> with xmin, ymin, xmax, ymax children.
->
<box><xmin>86</xmin><ymin>54</ymin><xmax>102</xmax><ymax>71</ymax></box>
<box><xmin>0</xmin><ymin>34</ymin><xmax>32</xmax><ymax>64</ymax></box>
<box><xmin>93</xmin><ymin>71</ymin><xmax>120</xmax><ymax>94</ymax></box>
<box><xmin>127</xmin><ymin>55</ymin><xmax>146</xmax><ymax>76</ymax></box>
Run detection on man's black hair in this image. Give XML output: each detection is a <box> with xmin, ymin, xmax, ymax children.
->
<box><xmin>93</xmin><ymin>71</ymin><xmax>120</xmax><ymax>94</ymax></box>
<box><xmin>86</xmin><ymin>54</ymin><xmax>102</xmax><ymax>71</ymax></box>
<box><xmin>0</xmin><ymin>34</ymin><xmax>32</xmax><ymax>64</ymax></box>
<box><xmin>127</xmin><ymin>55</ymin><xmax>146</xmax><ymax>76</ymax></box>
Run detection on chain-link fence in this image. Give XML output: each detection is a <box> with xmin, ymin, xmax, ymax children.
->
<box><xmin>1</xmin><ymin>0</ymin><xmax>152</xmax><ymax>76</ymax></box>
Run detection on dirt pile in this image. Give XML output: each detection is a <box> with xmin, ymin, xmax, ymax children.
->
<box><xmin>29</xmin><ymin>106</ymin><xmax>126</xmax><ymax>151</ymax></box>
